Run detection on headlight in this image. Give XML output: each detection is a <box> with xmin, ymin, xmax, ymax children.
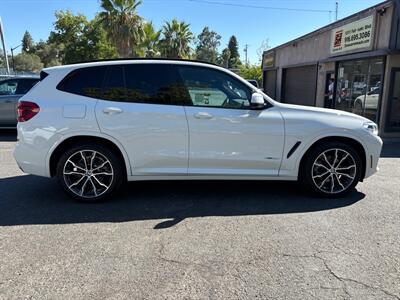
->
<box><xmin>363</xmin><ymin>122</ymin><xmax>378</xmax><ymax>135</ymax></box>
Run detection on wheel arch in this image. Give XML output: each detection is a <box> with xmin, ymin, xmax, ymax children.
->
<box><xmin>48</xmin><ymin>134</ymin><xmax>131</xmax><ymax>178</ymax></box>
<box><xmin>298</xmin><ymin>136</ymin><xmax>367</xmax><ymax>181</ymax></box>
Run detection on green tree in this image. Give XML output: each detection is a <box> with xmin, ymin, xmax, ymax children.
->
<box><xmin>135</xmin><ymin>22</ymin><xmax>161</xmax><ymax>57</ymax></box>
<box><xmin>195</xmin><ymin>26</ymin><xmax>221</xmax><ymax>63</ymax></box>
<box><xmin>49</xmin><ymin>11</ymin><xmax>117</xmax><ymax>64</ymax></box>
<box><xmin>21</xmin><ymin>31</ymin><xmax>34</xmax><ymax>53</ymax></box>
<box><xmin>13</xmin><ymin>53</ymin><xmax>43</xmax><ymax>72</ymax></box>
<box><xmin>218</xmin><ymin>47</ymin><xmax>230</xmax><ymax>68</ymax></box>
<box><xmin>160</xmin><ymin>19</ymin><xmax>193</xmax><ymax>59</ymax></box>
<box><xmin>238</xmin><ymin>64</ymin><xmax>262</xmax><ymax>86</ymax></box>
<box><xmin>227</xmin><ymin>35</ymin><xmax>241</xmax><ymax>68</ymax></box>
<box><xmin>34</xmin><ymin>40</ymin><xmax>63</xmax><ymax>68</ymax></box>
<box><xmin>99</xmin><ymin>0</ymin><xmax>143</xmax><ymax>58</ymax></box>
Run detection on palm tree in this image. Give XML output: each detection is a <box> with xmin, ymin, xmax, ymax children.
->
<box><xmin>136</xmin><ymin>22</ymin><xmax>161</xmax><ymax>58</ymax></box>
<box><xmin>160</xmin><ymin>19</ymin><xmax>193</xmax><ymax>59</ymax></box>
<box><xmin>99</xmin><ymin>0</ymin><xmax>143</xmax><ymax>58</ymax></box>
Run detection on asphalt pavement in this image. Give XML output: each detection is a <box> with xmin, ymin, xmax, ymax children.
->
<box><xmin>0</xmin><ymin>129</ymin><xmax>399</xmax><ymax>299</ymax></box>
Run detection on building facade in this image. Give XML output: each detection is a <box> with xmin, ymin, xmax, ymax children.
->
<box><xmin>262</xmin><ymin>0</ymin><xmax>400</xmax><ymax>137</ymax></box>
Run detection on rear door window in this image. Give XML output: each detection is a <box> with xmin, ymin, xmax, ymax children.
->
<box><xmin>57</xmin><ymin>66</ymin><xmax>107</xmax><ymax>98</ymax></box>
<box><xmin>124</xmin><ymin>64</ymin><xmax>189</xmax><ymax>105</ymax></box>
<box><xmin>102</xmin><ymin>65</ymin><xmax>127</xmax><ymax>102</ymax></box>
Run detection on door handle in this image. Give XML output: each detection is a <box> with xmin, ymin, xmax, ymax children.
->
<box><xmin>103</xmin><ymin>107</ymin><xmax>123</xmax><ymax>115</ymax></box>
<box><xmin>194</xmin><ymin>112</ymin><xmax>213</xmax><ymax>119</ymax></box>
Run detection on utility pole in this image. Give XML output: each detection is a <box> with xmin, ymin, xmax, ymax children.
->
<box><xmin>10</xmin><ymin>44</ymin><xmax>22</xmax><ymax>72</ymax></box>
<box><xmin>335</xmin><ymin>2</ymin><xmax>338</xmax><ymax>21</ymax></box>
<box><xmin>0</xmin><ymin>17</ymin><xmax>10</xmax><ymax>75</ymax></box>
<box><xmin>244</xmin><ymin>44</ymin><xmax>249</xmax><ymax>66</ymax></box>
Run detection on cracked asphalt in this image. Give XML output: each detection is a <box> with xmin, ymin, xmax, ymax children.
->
<box><xmin>0</xmin><ymin>129</ymin><xmax>399</xmax><ymax>300</ymax></box>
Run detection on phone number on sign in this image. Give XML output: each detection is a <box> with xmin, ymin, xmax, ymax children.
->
<box><xmin>344</xmin><ymin>31</ymin><xmax>371</xmax><ymax>43</ymax></box>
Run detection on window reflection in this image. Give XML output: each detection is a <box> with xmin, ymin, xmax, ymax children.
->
<box><xmin>335</xmin><ymin>57</ymin><xmax>383</xmax><ymax>122</ymax></box>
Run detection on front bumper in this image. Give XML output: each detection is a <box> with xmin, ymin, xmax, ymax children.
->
<box><xmin>363</xmin><ymin>134</ymin><xmax>383</xmax><ymax>179</ymax></box>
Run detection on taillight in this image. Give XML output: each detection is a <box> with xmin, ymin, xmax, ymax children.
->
<box><xmin>17</xmin><ymin>101</ymin><xmax>40</xmax><ymax>122</ymax></box>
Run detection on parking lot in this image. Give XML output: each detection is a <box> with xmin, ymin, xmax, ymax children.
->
<box><xmin>0</xmin><ymin>130</ymin><xmax>399</xmax><ymax>300</ymax></box>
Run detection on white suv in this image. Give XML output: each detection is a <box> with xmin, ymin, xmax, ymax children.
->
<box><xmin>14</xmin><ymin>59</ymin><xmax>383</xmax><ymax>202</ymax></box>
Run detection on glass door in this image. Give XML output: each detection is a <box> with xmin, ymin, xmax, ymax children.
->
<box><xmin>386</xmin><ymin>69</ymin><xmax>400</xmax><ymax>131</ymax></box>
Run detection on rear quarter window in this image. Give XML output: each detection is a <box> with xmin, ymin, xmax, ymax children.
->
<box><xmin>57</xmin><ymin>66</ymin><xmax>107</xmax><ymax>98</ymax></box>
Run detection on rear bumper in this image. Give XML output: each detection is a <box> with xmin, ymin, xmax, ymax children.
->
<box><xmin>13</xmin><ymin>127</ymin><xmax>62</xmax><ymax>178</ymax></box>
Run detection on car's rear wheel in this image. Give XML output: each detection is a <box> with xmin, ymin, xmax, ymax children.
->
<box><xmin>300</xmin><ymin>141</ymin><xmax>362</xmax><ymax>197</ymax></box>
<box><xmin>56</xmin><ymin>143</ymin><xmax>124</xmax><ymax>202</ymax></box>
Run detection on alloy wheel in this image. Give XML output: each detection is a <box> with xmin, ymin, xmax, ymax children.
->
<box><xmin>63</xmin><ymin>150</ymin><xmax>114</xmax><ymax>199</ymax></box>
<box><xmin>311</xmin><ymin>148</ymin><xmax>357</xmax><ymax>194</ymax></box>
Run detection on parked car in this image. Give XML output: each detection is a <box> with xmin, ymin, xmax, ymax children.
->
<box><xmin>14</xmin><ymin>59</ymin><xmax>382</xmax><ymax>202</ymax></box>
<box><xmin>0</xmin><ymin>76</ymin><xmax>40</xmax><ymax>128</ymax></box>
<box><xmin>353</xmin><ymin>87</ymin><xmax>380</xmax><ymax>114</ymax></box>
<box><xmin>247</xmin><ymin>79</ymin><xmax>259</xmax><ymax>88</ymax></box>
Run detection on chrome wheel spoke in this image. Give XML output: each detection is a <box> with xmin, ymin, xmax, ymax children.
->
<box><xmin>92</xmin><ymin>161</ymin><xmax>108</xmax><ymax>172</ymax></box>
<box><xmin>336</xmin><ymin>165</ymin><xmax>356</xmax><ymax>171</ymax></box>
<box><xmin>67</xmin><ymin>159</ymin><xmax>86</xmax><ymax>172</ymax></box>
<box><xmin>80</xmin><ymin>151</ymin><xmax>88</xmax><ymax>170</ymax></box>
<box><xmin>313</xmin><ymin>170</ymin><xmax>330</xmax><ymax>179</ymax></box>
<box><xmin>314</xmin><ymin>163</ymin><xmax>329</xmax><ymax>170</ymax></box>
<box><xmin>330</xmin><ymin>174</ymin><xmax>335</xmax><ymax>193</ymax></box>
<box><xmin>337</xmin><ymin>172</ymin><xmax>354</xmax><ymax>179</ymax></box>
<box><xmin>333</xmin><ymin>149</ymin><xmax>338</xmax><ymax>167</ymax></box>
<box><xmin>90</xmin><ymin>151</ymin><xmax>97</xmax><ymax>170</ymax></box>
<box><xmin>92</xmin><ymin>172</ymin><xmax>113</xmax><ymax>176</ymax></box>
<box><xmin>336</xmin><ymin>153</ymin><xmax>349</xmax><ymax>168</ymax></box>
<box><xmin>335</xmin><ymin>174</ymin><xmax>345</xmax><ymax>190</ymax></box>
<box><xmin>92</xmin><ymin>175</ymin><xmax>109</xmax><ymax>189</ymax></box>
<box><xmin>64</xmin><ymin>171</ymin><xmax>85</xmax><ymax>176</ymax></box>
<box><xmin>80</xmin><ymin>178</ymin><xmax>90</xmax><ymax>196</ymax></box>
<box><xmin>68</xmin><ymin>174</ymin><xmax>85</xmax><ymax>188</ymax></box>
<box><xmin>322</xmin><ymin>153</ymin><xmax>333</xmax><ymax>168</ymax></box>
<box><xmin>89</xmin><ymin>177</ymin><xmax>98</xmax><ymax>196</ymax></box>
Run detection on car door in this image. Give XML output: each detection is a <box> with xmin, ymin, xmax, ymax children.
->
<box><xmin>177</xmin><ymin>65</ymin><xmax>285</xmax><ymax>176</ymax></box>
<box><xmin>0</xmin><ymin>79</ymin><xmax>20</xmax><ymax>126</ymax></box>
<box><xmin>95</xmin><ymin>64</ymin><xmax>190</xmax><ymax>176</ymax></box>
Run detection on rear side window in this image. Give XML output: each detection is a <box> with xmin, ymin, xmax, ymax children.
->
<box><xmin>57</xmin><ymin>66</ymin><xmax>107</xmax><ymax>98</ymax></box>
<box><xmin>124</xmin><ymin>64</ymin><xmax>189</xmax><ymax>105</ymax></box>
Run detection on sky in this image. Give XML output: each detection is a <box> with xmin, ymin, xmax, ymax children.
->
<box><xmin>0</xmin><ymin>0</ymin><xmax>383</xmax><ymax>64</ymax></box>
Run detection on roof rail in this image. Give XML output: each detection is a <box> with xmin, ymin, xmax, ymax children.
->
<box><xmin>69</xmin><ymin>57</ymin><xmax>220</xmax><ymax>67</ymax></box>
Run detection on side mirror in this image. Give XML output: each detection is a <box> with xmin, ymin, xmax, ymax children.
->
<box><xmin>250</xmin><ymin>92</ymin><xmax>265</xmax><ymax>109</ymax></box>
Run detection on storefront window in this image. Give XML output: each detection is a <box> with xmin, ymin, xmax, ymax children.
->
<box><xmin>335</xmin><ymin>57</ymin><xmax>383</xmax><ymax>122</ymax></box>
<box><xmin>386</xmin><ymin>69</ymin><xmax>400</xmax><ymax>131</ymax></box>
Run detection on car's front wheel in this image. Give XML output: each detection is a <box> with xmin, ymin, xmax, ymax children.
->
<box><xmin>56</xmin><ymin>143</ymin><xmax>124</xmax><ymax>202</ymax></box>
<box><xmin>300</xmin><ymin>141</ymin><xmax>362</xmax><ymax>197</ymax></box>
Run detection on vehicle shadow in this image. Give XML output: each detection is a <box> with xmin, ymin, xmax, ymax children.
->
<box><xmin>0</xmin><ymin>129</ymin><xmax>17</xmax><ymax>141</ymax></box>
<box><xmin>0</xmin><ymin>175</ymin><xmax>365</xmax><ymax>229</ymax></box>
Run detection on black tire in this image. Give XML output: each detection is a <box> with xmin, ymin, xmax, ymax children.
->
<box><xmin>56</xmin><ymin>142</ymin><xmax>125</xmax><ymax>202</ymax></box>
<box><xmin>300</xmin><ymin>141</ymin><xmax>362</xmax><ymax>198</ymax></box>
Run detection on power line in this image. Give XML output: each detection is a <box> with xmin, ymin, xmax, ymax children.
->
<box><xmin>188</xmin><ymin>0</ymin><xmax>332</xmax><ymax>13</ymax></box>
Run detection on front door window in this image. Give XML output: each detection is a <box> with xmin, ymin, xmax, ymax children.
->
<box><xmin>335</xmin><ymin>57</ymin><xmax>383</xmax><ymax>122</ymax></box>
